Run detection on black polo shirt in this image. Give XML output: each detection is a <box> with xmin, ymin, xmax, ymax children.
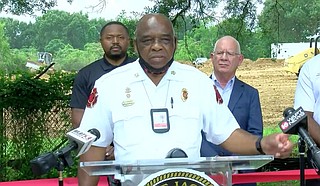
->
<box><xmin>70</xmin><ymin>55</ymin><xmax>136</xmax><ymax>109</ymax></box>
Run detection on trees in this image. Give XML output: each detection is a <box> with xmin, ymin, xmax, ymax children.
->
<box><xmin>1</xmin><ymin>10</ymin><xmax>107</xmax><ymax>51</ymax></box>
<box><xmin>147</xmin><ymin>0</ymin><xmax>262</xmax><ymax>30</ymax></box>
<box><xmin>0</xmin><ymin>18</ymin><xmax>35</xmax><ymax>49</ymax></box>
<box><xmin>259</xmin><ymin>0</ymin><xmax>320</xmax><ymax>43</ymax></box>
<box><xmin>0</xmin><ymin>22</ymin><xmax>11</xmax><ymax>72</ymax></box>
<box><xmin>2</xmin><ymin>0</ymin><xmax>320</xmax><ymax>62</ymax></box>
<box><xmin>0</xmin><ymin>0</ymin><xmax>66</xmax><ymax>15</ymax></box>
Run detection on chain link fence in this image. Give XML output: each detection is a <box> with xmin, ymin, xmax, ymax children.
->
<box><xmin>0</xmin><ymin>101</ymin><xmax>72</xmax><ymax>181</ymax></box>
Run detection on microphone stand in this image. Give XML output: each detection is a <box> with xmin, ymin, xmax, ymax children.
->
<box><xmin>57</xmin><ymin>161</ymin><xmax>65</xmax><ymax>186</ymax></box>
<box><xmin>298</xmin><ymin>138</ymin><xmax>306</xmax><ymax>186</ymax></box>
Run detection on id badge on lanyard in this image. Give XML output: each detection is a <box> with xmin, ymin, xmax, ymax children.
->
<box><xmin>150</xmin><ymin>108</ymin><xmax>170</xmax><ymax>133</ymax></box>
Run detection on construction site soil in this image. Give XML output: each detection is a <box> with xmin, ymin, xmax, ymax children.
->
<box><xmin>189</xmin><ymin>58</ymin><xmax>297</xmax><ymax>127</ymax></box>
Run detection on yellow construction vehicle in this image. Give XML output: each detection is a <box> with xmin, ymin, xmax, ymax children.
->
<box><xmin>284</xmin><ymin>36</ymin><xmax>320</xmax><ymax>76</ymax></box>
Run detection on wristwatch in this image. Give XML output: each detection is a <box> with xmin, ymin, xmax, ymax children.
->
<box><xmin>255</xmin><ymin>136</ymin><xmax>266</xmax><ymax>155</ymax></box>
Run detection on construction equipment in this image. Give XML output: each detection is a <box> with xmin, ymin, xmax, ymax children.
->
<box><xmin>284</xmin><ymin>36</ymin><xmax>320</xmax><ymax>76</ymax></box>
<box><xmin>37</xmin><ymin>52</ymin><xmax>53</xmax><ymax>65</ymax></box>
<box><xmin>26</xmin><ymin>52</ymin><xmax>53</xmax><ymax>70</ymax></box>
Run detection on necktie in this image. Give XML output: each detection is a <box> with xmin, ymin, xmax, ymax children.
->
<box><xmin>213</xmin><ymin>85</ymin><xmax>223</xmax><ymax>104</ymax></box>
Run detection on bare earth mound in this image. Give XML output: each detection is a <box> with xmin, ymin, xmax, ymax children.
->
<box><xmin>193</xmin><ymin>58</ymin><xmax>297</xmax><ymax>127</ymax></box>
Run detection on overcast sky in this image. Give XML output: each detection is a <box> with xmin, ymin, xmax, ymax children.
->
<box><xmin>0</xmin><ymin>0</ymin><xmax>154</xmax><ymax>22</ymax></box>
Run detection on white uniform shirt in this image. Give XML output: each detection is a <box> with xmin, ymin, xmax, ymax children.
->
<box><xmin>79</xmin><ymin>60</ymin><xmax>240</xmax><ymax>161</ymax></box>
<box><xmin>294</xmin><ymin>54</ymin><xmax>320</xmax><ymax>124</ymax></box>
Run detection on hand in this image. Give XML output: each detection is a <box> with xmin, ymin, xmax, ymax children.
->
<box><xmin>261</xmin><ymin>133</ymin><xmax>293</xmax><ymax>158</ymax></box>
<box><xmin>105</xmin><ymin>145</ymin><xmax>115</xmax><ymax>160</ymax></box>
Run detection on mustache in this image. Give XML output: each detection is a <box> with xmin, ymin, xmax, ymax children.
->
<box><xmin>110</xmin><ymin>45</ymin><xmax>122</xmax><ymax>50</ymax></box>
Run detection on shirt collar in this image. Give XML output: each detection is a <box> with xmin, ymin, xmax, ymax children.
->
<box><xmin>211</xmin><ymin>74</ymin><xmax>235</xmax><ymax>89</ymax></box>
<box><xmin>101</xmin><ymin>54</ymin><xmax>130</xmax><ymax>71</ymax></box>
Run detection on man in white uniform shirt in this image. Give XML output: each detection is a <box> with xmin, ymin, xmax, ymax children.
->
<box><xmin>78</xmin><ymin>13</ymin><xmax>293</xmax><ymax>186</ymax></box>
<box><xmin>294</xmin><ymin>54</ymin><xmax>320</xmax><ymax>186</ymax></box>
<box><xmin>294</xmin><ymin>54</ymin><xmax>320</xmax><ymax>145</ymax></box>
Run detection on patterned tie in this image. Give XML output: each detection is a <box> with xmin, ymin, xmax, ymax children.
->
<box><xmin>213</xmin><ymin>85</ymin><xmax>223</xmax><ymax>104</ymax></box>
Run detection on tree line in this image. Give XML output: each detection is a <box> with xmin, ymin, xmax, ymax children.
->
<box><xmin>0</xmin><ymin>0</ymin><xmax>320</xmax><ymax>73</ymax></box>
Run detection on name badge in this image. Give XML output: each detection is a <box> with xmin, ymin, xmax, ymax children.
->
<box><xmin>150</xmin><ymin>108</ymin><xmax>170</xmax><ymax>133</ymax></box>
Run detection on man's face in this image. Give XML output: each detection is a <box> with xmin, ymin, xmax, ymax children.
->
<box><xmin>211</xmin><ymin>38</ymin><xmax>243</xmax><ymax>76</ymax></box>
<box><xmin>135</xmin><ymin>16</ymin><xmax>176</xmax><ymax>69</ymax></box>
<box><xmin>100</xmin><ymin>24</ymin><xmax>130</xmax><ymax>60</ymax></box>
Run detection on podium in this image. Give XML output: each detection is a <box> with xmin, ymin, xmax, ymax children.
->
<box><xmin>80</xmin><ymin>155</ymin><xmax>274</xmax><ymax>186</ymax></box>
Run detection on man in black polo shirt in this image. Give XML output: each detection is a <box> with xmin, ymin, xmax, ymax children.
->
<box><xmin>70</xmin><ymin>21</ymin><xmax>135</xmax><ymax>160</ymax></box>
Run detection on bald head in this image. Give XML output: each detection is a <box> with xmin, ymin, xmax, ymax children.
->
<box><xmin>214</xmin><ymin>36</ymin><xmax>241</xmax><ymax>54</ymax></box>
<box><xmin>134</xmin><ymin>13</ymin><xmax>177</xmax><ymax>76</ymax></box>
<box><xmin>135</xmin><ymin>13</ymin><xmax>175</xmax><ymax>39</ymax></box>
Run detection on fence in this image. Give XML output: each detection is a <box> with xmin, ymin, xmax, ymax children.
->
<box><xmin>0</xmin><ymin>103</ymin><xmax>72</xmax><ymax>181</ymax></box>
<box><xmin>0</xmin><ymin>70</ymin><xmax>76</xmax><ymax>181</ymax></box>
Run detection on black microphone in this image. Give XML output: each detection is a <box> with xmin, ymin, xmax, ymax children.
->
<box><xmin>166</xmin><ymin>148</ymin><xmax>188</xmax><ymax>158</ymax></box>
<box><xmin>279</xmin><ymin>107</ymin><xmax>320</xmax><ymax>173</ymax></box>
<box><xmin>30</xmin><ymin>128</ymin><xmax>100</xmax><ymax>176</ymax></box>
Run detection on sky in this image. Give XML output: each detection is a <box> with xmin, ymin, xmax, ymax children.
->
<box><xmin>0</xmin><ymin>0</ymin><xmax>155</xmax><ymax>22</ymax></box>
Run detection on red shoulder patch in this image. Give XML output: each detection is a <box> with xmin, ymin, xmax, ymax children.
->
<box><xmin>87</xmin><ymin>88</ymin><xmax>98</xmax><ymax>108</ymax></box>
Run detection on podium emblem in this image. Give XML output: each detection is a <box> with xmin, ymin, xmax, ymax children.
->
<box><xmin>138</xmin><ymin>168</ymin><xmax>219</xmax><ymax>186</ymax></box>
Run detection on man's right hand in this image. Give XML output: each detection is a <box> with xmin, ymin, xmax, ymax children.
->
<box><xmin>105</xmin><ymin>145</ymin><xmax>115</xmax><ymax>160</ymax></box>
<box><xmin>78</xmin><ymin>146</ymin><xmax>106</xmax><ymax>186</ymax></box>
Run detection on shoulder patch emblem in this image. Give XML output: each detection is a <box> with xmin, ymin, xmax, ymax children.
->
<box><xmin>87</xmin><ymin>88</ymin><xmax>98</xmax><ymax>108</ymax></box>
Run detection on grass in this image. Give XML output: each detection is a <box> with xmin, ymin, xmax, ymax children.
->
<box><xmin>255</xmin><ymin>126</ymin><xmax>301</xmax><ymax>186</ymax></box>
<box><xmin>258</xmin><ymin>181</ymin><xmax>299</xmax><ymax>186</ymax></box>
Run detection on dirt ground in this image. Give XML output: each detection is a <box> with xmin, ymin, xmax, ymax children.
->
<box><xmin>192</xmin><ymin>58</ymin><xmax>298</xmax><ymax>126</ymax></box>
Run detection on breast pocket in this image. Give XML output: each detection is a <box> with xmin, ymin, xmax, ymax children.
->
<box><xmin>168</xmin><ymin>108</ymin><xmax>201</xmax><ymax>147</ymax></box>
<box><xmin>112</xmin><ymin>107</ymin><xmax>149</xmax><ymax>147</ymax></box>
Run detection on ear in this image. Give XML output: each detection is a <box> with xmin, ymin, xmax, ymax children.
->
<box><xmin>210</xmin><ymin>52</ymin><xmax>215</xmax><ymax>64</ymax></box>
<box><xmin>173</xmin><ymin>37</ymin><xmax>178</xmax><ymax>52</ymax></box>
<box><xmin>238</xmin><ymin>54</ymin><xmax>244</xmax><ymax>66</ymax></box>
<box><xmin>133</xmin><ymin>39</ymin><xmax>138</xmax><ymax>54</ymax></box>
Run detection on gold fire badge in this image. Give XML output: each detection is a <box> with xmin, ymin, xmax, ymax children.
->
<box><xmin>181</xmin><ymin>88</ymin><xmax>188</xmax><ymax>102</ymax></box>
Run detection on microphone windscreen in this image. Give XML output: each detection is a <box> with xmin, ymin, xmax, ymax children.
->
<box><xmin>283</xmin><ymin>107</ymin><xmax>295</xmax><ymax>118</ymax></box>
<box><xmin>88</xmin><ymin>128</ymin><xmax>100</xmax><ymax>141</ymax></box>
<box><xmin>166</xmin><ymin>148</ymin><xmax>188</xmax><ymax>158</ymax></box>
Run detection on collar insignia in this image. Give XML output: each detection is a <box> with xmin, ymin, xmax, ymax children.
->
<box><xmin>122</xmin><ymin>87</ymin><xmax>135</xmax><ymax>107</ymax></box>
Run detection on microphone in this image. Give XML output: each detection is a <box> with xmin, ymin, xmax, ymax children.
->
<box><xmin>279</xmin><ymin>107</ymin><xmax>320</xmax><ymax>173</ymax></box>
<box><xmin>56</xmin><ymin>128</ymin><xmax>100</xmax><ymax>158</ymax></box>
<box><xmin>30</xmin><ymin>128</ymin><xmax>100</xmax><ymax>176</ymax></box>
<box><xmin>166</xmin><ymin>148</ymin><xmax>188</xmax><ymax>158</ymax></box>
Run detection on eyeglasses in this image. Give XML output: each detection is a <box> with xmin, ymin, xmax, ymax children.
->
<box><xmin>214</xmin><ymin>51</ymin><xmax>240</xmax><ymax>57</ymax></box>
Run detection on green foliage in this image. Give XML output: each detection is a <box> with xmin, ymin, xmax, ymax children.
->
<box><xmin>116</xmin><ymin>12</ymin><xmax>140</xmax><ymax>58</ymax></box>
<box><xmin>1</xmin><ymin>10</ymin><xmax>108</xmax><ymax>51</ymax></box>
<box><xmin>0</xmin><ymin>23</ymin><xmax>11</xmax><ymax>66</ymax></box>
<box><xmin>175</xmin><ymin>24</ymin><xmax>217</xmax><ymax>61</ymax></box>
<box><xmin>0</xmin><ymin>48</ymin><xmax>40</xmax><ymax>74</ymax></box>
<box><xmin>0</xmin><ymin>17</ymin><xmax>34</xmax><ymax>49</ymax></box>
<box><xmin>54</xmin><ymin>43</ymin><xmax>102</xmax><ymax>71</ymax></box>
<box><xmin>0</xmin><ymin>0</ymin><xmax>62</xmax><ymax>15</ymax></box>
<box><xmin>148</xmin><ymin>0</ymin><xmax>262</xmax><ymax>31</ymax></box>
<box><xmin>259</xmin><ymin>0</ymin><xmax>320</xmax><ymax>43</ymax></box>
<box><xmin>0</xmin><ymin>69</ymin><xmax>76</xmax><ymax>181</ymax></box>
<box><xmin>44</xmin><ymin>39</ymin><xmax>66</xmax><ymax>55</ymax></box>
<box><xmin>258</xmin><ymin>181</ymin><xmax>299</xmax><ymax>186</ymax></box>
